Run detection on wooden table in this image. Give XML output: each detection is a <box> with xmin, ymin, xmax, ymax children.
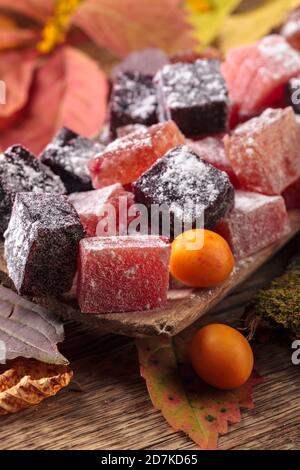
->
<box><xmin>0</xmin><ymin>235</ymin><xmax>300</xmax><ymax>450</ymax></box>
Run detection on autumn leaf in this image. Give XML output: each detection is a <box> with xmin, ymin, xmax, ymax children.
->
<box><xmin>0</xmin><ymin>358</ymin><xmax>72</xmax><ymax>415</ymax></box>
<box><xmin>187</xmin><ymin>0</ymin><xmax>242</xmax><ymax>47</ymax></box>
<box><xmin>0</xmin><ymin>0</ymin><xmax>54</xmax><ymax>22</ymax></box>
<box><xmin>136</xmin><ymin>326</ymin><xmax>261</xmax><ymax>450</ymax></box>
<box><xmin>0</xmin><ymin>28</ymin><xmax>39</xmax><ymax>51</ymax></box>
<box><xmin>0</xmin><ymin>50</ymin><xmax>37</xmax><ymax>120</ymax></box>
<box><xmin>0</xmin><ymin>45</ymin><xmax>108</xmax><ymax>154</ymax></box>
<box><xmin>0</xmin><ymin>285</ymin><xmax>68</xmax><ymax>365</ymax></box>
<box><xmin>219</xmin><ymin>0</ymin><xmax>300</xmax><ymax>52</ymax></box>
<box><xmin>71</xmin><ymin>0</ymin><xmax>196</xmax><ymax>58</ymax></box>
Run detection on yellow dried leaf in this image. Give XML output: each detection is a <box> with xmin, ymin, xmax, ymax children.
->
<box><xmin>220</xmin><ymin>0</ymin><xmax>300</xmax><ymax>52</ymax></box>
<box><xmin>187</xmin><ymin>0</ymin><xmax>242</xmax><ymax>47</ymax></box>
<box><xmin>0</xmin><ymin>358</ymin><xmax>72</xmax><ymax>415</ymax></box>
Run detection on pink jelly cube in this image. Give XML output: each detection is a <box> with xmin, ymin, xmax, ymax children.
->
<box><xmin>69</xmin><ymin>184</ymin><xmax>135</xmax><ymax>237</ymax></box>
<box><xmin>216</xmin><ymin>191</ymin><xmax>290</xmax><ymax>260</ymax></box>
<box><xmin>77</xmin><ymin>236</ymin><xmax>171</xmax><ymax>313</ymax></box>
<box><xmin>224</xmin><ymin>107</ymin><xmax>300</xmax><ymax>195</ymax></box>
<box><xmin>88</xmin><ymin>121</ymin><xmax>185</xmax><ymax>188</ymax></box>
<box><xmin>186</xmin><ymin>137</ymin><xmax>239</xmax><ymax>187</ymax></box>
<box><xmin>282</xmin><ymin>177</ymin><xmax>300</xmax><ymax>209</ymax></box>
<box><xmin>222</xmin><ymin>35</ymin><xmax>300</xmax><ymax>116</ymax></box>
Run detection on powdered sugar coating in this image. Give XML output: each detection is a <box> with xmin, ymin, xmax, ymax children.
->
<box><xmin>40</xmin><ymin>127</ymin><xmax>102</xmax><ymax>193</ymax></box>
<box><xmin>133</xmin><ymin>145</ymin><xmax>234</xmax><ymax>236</ymax></box>
<box><xmin>109</xmin><ymin>71</ymin><xmax>158</xmax><ymax>138</ymax></box>
<box><xmin>88</xmin><ymin>120</ymin><xmax>185</xmax><ymax>188</ymax></box>
<box><xmin>222</xmin><ymin>35</ymin><xmax>300</xmax><ymax>115</ymax></box>
<box><xmin>77</xmin><ymin>235</ymin><xmax>171</xmax><ymax>313</ymax></box>
<box><xmin>216</xmin><ymin>191</ymin><xmax>290</xmax><ymax>259</ymax></box>
<box><xmin>224</xmin><ymin>107</ymin><xmax>300</xmax><ymax>195</ymax></box>
<box><xmin>0</xmin><ymin>145</ymin><xmax>66</xmax><ymax>234</ymax></box>
<box><xmin>186</xmin><ymin>136</ymin><xmax>239</xmax><ymax>186</ymax></box>
<box><xmin>154</xmin><ymin>59</ymin><xmax>229</xmax><ymax>137</ymax></box>
<box><xmin>4</xmin><ymin>192</ymin><xmax>84</xmax><ymax>296</ymax></box>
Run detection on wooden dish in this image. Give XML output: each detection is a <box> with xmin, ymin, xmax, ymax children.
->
<box><xmin>1</xmin><ymin>209</ymin><xmax>300</xmax><ymax>338</ymax></box>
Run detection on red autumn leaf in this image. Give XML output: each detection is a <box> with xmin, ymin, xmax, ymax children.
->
<box><xmin>136</xmin><ymin>327</ymin><xmax>262</xmax><ymax>450</ymax></box>
<box><xmin>0</xmin><ymin>0</ymin><xmax>53</xmax><ymax>22</ymax></box>
<box><xmin>0</xmin><ymin>28</ymin><xmax>39</xmax><ymax>50</ymax></box>
<box><xmin>0</xmin><ymin>46</ymin><xmax>108</xmax><ymax>154</ymax></box>
<box><xmin>0</xmin><ymin>50</ymin><xmax>37</xmax><ymax>132</ymax></box>
<box><xmin>72</xmin><ymin>0</ymin><xmax>196</xmax><ymax>58</ymax></box>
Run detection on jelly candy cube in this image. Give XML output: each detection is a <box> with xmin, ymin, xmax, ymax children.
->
<box><xmin>133</xmin><ymin>145</ymin><xmax>234</xmax><ymax>238</ymax></box>
<box><xmin>4</xmin><ymin>192</ymin><xmax>84</xmax><ymax>296</ymax></box>
<box><xmin>222</xmin><ymin>35</ymin><xmax>300</xmax><ymax>116</ymax></box>
<box><xmin>109</xmin><ymin>71</ymin><xmax>158</xmax><ymax>138</ymax></box>
<box><xmin>0</xmin><ymin>145</ymin><xmax>65</xmax><ymax>234</ymax></box>
<box><xmin>154</xmin><ymin>59</ymin><xmax>229</xmax><ymax>137</ymax></box>
<box><xmin>77</xmin><ymin>236</ymin><xmax>171</xmax><ymax>313</ymax></box>
<box><xmin>88</xmin><ymin>121</ymin><xmax>185</xmax><ymax>188</ymax></box>
<box><xmin>216</xmin><ymin>191</ymin><xmax>290</xmax><ymax>260</ymax></box>
<box><xmin>224</xmin><ymin>107</ymin><xmax>300</xmax><ymax>195</ymax></box>
<box><xmin>40</xmin><ymin>127</ymin><xmax>103</xmax><ymax>194</ymax></box>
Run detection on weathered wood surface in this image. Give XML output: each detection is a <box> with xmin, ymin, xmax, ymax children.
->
<box><xmin>0</xmin><ymin>234</ymin><xmax>300</xmax><ymax>450</ymax></box>
<box><xmin>0</xmin><ymin>210</ymin><xmax>300</xmax><ymax>338</ymax></box>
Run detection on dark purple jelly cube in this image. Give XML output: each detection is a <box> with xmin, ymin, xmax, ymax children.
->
<box><xmin>285</xmin><ymin>78</ymin><xmax>300</xmax><ymax>114</ymax></box>
<box><xmin>4</xmin><ymin>192</ymin><xmax>84</xmax><ymax>297</ymax></box>
<box><xmin>109</xmin><ymin>71</ymin><xmax>158</xmax><ymax>138</ymax></box>
<box><xmin>110</xmin><ymin>48</ymin><xmax>169</xmax><ymax>80</ymax></box>
<box><xmin>40</xmin><ymin>127</ymin><xmax>103</xmax><ymax>194</ymax></box>
<box><xmin>154</xmin><ymin>59</ymin><xmax>229</xmax><ymax>137</ymax></box>
<box><xmin>133</xmin><ymin>145</ymin><xmax>234</xmax><ymax>238</ymax></box>
<box><xmin>0</xmin><ymin>145</ymin><xmax>66</xmax><ymax>234</ymax></box>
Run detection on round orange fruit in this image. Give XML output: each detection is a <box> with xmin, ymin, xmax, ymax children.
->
<box><xmin>189</xmin><ymin>324</ymin><xmax>254</xmax><ymax>390</ymax></box>
<box><xmin>170</xmin><ymin>229</ymin><xmax>235</xmax><ymax>288</ymax></box>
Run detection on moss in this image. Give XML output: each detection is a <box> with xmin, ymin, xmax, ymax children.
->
<box><xmin>254</xmin><ymin>257</ymin><xmax>300</xmax><ymax>337</ymax></box>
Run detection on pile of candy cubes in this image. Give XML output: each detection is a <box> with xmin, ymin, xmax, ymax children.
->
<box><xmin>2</xmin><ymin>32</ymin><xmax>300</xmax><ymax>314</ymax></box>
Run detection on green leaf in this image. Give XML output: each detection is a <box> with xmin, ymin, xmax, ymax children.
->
<box><xmin>187</xmin><ymin>0</ymin><xmax>243</xmax><ymax>47</ymax></box>
<box><xmin>136</xmin><ymin>325</ymin><xmax>261</xmax><ymax>450</ymax></box>
<box><xmin>220</xmin><ymin>0</ymin><xmax>300</xmax><ymax>52</ymax></box>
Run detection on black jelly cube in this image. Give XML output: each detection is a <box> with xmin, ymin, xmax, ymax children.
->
<box><xmin>285</xmin><ymin>78</ymin><xmax>300</xmax><ymax>114</ymax></box>
<box><xmin>40</xmin><ymin>127</ymin><xmax>103</xmax><ymax>194</ymax></box>
<box><xmin>4</xmin><ymin>192</ymin><xmax>85</xmax><ymax>296</ymax></box>
<box><xmin>154</xmin><ymin>59</ymin><xmax>229</xmax><ymax>137</ymax></box>
<box><xmin>109</xmin><ymin>71</ymin><xmax>158</xmax><ymax>138</ymax></box>
<box><xmin>0</xmin><ymin>145</ymin><xmax>66</xmax><ymax>234</ymax></box>
<box><xmin>133</xmin><ymin>145</ymin><xmax>234</xmax><ymax>238</ymax></box>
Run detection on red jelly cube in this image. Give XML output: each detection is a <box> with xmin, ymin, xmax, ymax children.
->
<box><xmin>187</xmin><ymin>137</ymin><xmax>239</xmax><ymax>187</ymax></box>
<box><xmin>88</xmin><ymin>121</ymin><xmax>185</xmax><ymax>188</ymax></box>
<box><xmin>222</xmin><ymin>35</ymin><xmax>300</xmax><ymax>116</ymax></box>
<box><xmin>224</xmin><ymin>107</ymin><xmax>300</xmax><ymax>195</ymax></box>
<box><xmin>77</xmin><ymin>236</ymin><xmax>171</xmax><ymax>313</ymax></box>
<box><xmin>282</xmin><ymin>177</ymin><xmax>300</xmax><ymax>209</ymax></box>
<box><xmin>216</xmin><ymin>191</ymin><xmax>290</xmax><ymax>260</ymax></box>
<box><xmin>69</xmin><ymin>184</ymin><xmax>135</xmax><ymax>237</ymax></box>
